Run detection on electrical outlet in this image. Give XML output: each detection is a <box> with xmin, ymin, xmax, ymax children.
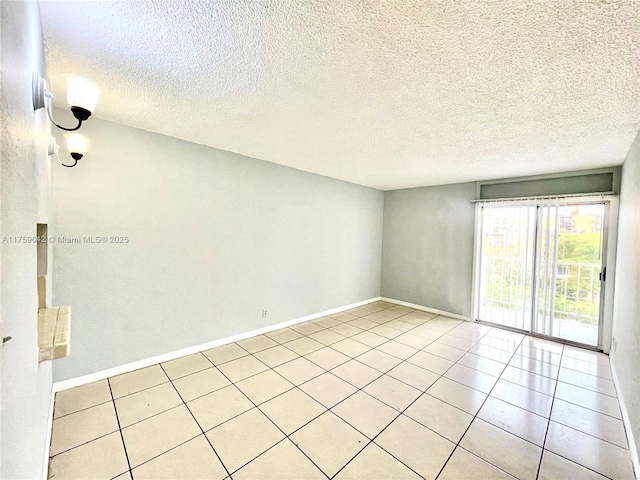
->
<box><xmin>261</xmin><ymin>309</ymin><xmax>268</xmax><ymax>318</ymax></box>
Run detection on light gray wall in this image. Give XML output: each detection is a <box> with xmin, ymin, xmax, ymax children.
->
<box><xmin>51</xmin><ymin>112</ymin><xmax>384</xmax><ymax>381</ymax></box>
<box><xmin>381</xmin><ymin>183</ymin><xmax>477</xmax><ymax>317</ymax></box>
<box><xmin>611</xmin><ymin>130</ymin><xmax>640</xmax><ymax>461</ymax></box>
<box><xmin>1</xmin><ymin>1</ymin><xmax>54</xmax><ymax>478</ymax></box>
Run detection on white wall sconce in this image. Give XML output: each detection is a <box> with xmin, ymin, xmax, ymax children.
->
<box><xmin>48</xmin><ymin>134</ymin><xmax>89</xmax><ymax>168</ymax></box>
<box><xmin>33</xmin><ymin>73</ymin><xmax>100</xmax><ymax>130</ymax></box>
<box><xmin>34</xmin><ymin>72</ymin><xmax>98</xmax><ymax>167</ymax></box>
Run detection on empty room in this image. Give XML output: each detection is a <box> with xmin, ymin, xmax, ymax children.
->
<box><xmin>1</xmin><ymin>0</ymin><xmax>639</xmax><ymax>479</ymax></box>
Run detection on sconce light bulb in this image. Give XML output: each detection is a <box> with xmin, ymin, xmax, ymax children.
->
<box><xmin>64</xmin><ymin>74</ymin><xmax>100</xmax><ymax>116</ymax></box>
<box><xmin>65</xmin><ymin>133</ymin><xmax>88</xmax><ymax>158</ymax></box>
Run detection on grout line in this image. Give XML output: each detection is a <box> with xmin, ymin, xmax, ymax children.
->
<box><xmin>107</xmin><ymin>378</ymin><xmax>133</xmax><ymax>477</ymax></box>
<box><xmin>156</xmin><ymin>363</ymin><xmax>233</xmax><ymax>479</ymax></box>
<box><xmin>52</xmin><ymin>301</ymin><xmax>625</xmax><ymax>479</ymax></box>
<box><xmin>432</xmin><ymin>329</ymin><xmax>527</xmax><ymax>480</ymax></box>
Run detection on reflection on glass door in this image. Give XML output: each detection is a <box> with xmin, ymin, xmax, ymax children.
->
<box><xmin>533</xmin><ymin>204</ymin><xmax>605</xmax><ymax>346</ymax></box>
<box><xmin>477</xmin><ymin>201</ymin><xmax>606</xmax><ymax>347</ymax></box>
<box><xmin>478</xmin><ymin>205</ymin><xmax>535</xmax><ymax>331</ymax></box>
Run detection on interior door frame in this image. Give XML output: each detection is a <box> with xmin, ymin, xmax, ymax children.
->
<box><xmin>471</xmin><ymin>195</ymin><xmax>619</xmax><ymax>353</ymax></box>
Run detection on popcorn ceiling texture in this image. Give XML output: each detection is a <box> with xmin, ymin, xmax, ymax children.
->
<box><xmin>40</xmin><ymin>0</ymin><xmax>640</xmax><ymax>190</ymax></box>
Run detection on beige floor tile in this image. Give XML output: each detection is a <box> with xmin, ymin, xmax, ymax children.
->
<box><xmin>560</xmin><ymin>356</ymin><xmax>613</xmax><ymax>379</ymax></box>
<box><xmin>188</xmin><ymin>384</ymin><xmax>253</xmax><ymax>430</ymax></box>
<box><xmin>376</xmin><ymin>340</ymin><xmax>418</xmax><ymax>360</ymax></box>
<box><xmin>363</xmin><ymin>375</ymin><xmax>421</xmax><ymax>411</ymax></box>
<box><xmin>172</xmin><ymin>367</ymin><xmax>230</xmax><ymax>402</ymax></box>
<box><xmin>478</xmin><ymin>396</ymin><xmax>548</xmax><ymax>446</ymax></box>
<box><xmin>275</xmin><ymin>357</ymin><xmax>325</xmax><ymax>385</ymax></box>
<box><xmin>291</xmin><ymin>322</ymin><xmax>324</xmax><ymax>335</ymax></box>
<box><xmin>460</xmin><ymin>419</ymin><xmax>541</xmax><ymax>480</ymax></box>
<box><xmin>110</xmin><ymin>365</ymin><xmax>169</xmax><ymax>399</ymax></box>
<box><xmin>161</xmin><ymin>353</ymin><xmax>212</xmax><ymax>380</ymax></box>
<box><xmin>216</xmin><ymin>355</ymin><xmax>268</xmax><ymax>382</ymax></box>
<box><xmin>439</xmin><ymin>447</ymin><xmax>515</xmax><ymax>480</ymax></box>
<box><xmin>236</xmin><ymin>334</ymin><xmax>278</xmax><ymax>354</ymax></box>
<box><xmin>427</xmin><ymin>377</ymin><xmax>487</xmax><ymax>415</ymax></box>
<box><xmin>545</xmin><ymin>421</ymin><xmax>634</xmax><ymax>479</ymax></box>
<box><xmin>48</xmin><ymin>432</ymin><xmax>128</xmax><ymax>480</ymax></box>
<box><xmin>115</xmin><ymin>382</ymin><xmax>182</xmax><ymax>427</ymax></box>
<box><xmin>491</xmin><ymin>379</ymin><xmax>553</xmax><ymax>417</ymax></box>
<box><xmin>348</xmin><ymin>318</ymin><xmax>380</xmax><ymax>331</ymax></box>
<box><xmin>387</xmin><ymin>362</ymin><xmax>440</xmax><ymax>390</ymax></box>
<box><xmin>253</xmin><ymin>344</ymin><xmax>299</xmax><ymax>367</ymax></box>
<box><xmin>375</xmin><ymin>415</ymin><xmax>455</xmax><ymax>480</ymax></box>
<box><xmin>444</xmin><ymin>363</ymin><xmax>498</xmax><ymax>394</ymax></box>
<box><xmin>399</xmin><ymin>314</ymin><xmax>431</xmax><ymax>326</ymax></box>
<box><xmin>384</xmin><ymin>319</ymin><xmax>415</xmax><ymax>332</ymax></box>
<box><xmin>520</xmin><ymin>337</ymin><xmax>563</xmax><ymax>354</ymax></box>
<box><xmin>554</xmin><ymin>382</ymin><xmax>621</xmax><ymax>418</ymax></box>
<box><xmin>331</xmin><ymin>338</ymin><xmax>370</xmax><ymax>357</ymax></box>
<box><xmin>132</xmin><ymin>435</ymin><xmax>227</xmax><ymax>479</ymax></box>
<box><xmin>54</xmin><ymin>380</ymin><xmax>113</xmax><ymax>419</ymax></box>
<box><xmin>469</xmin><ymin>344</ymin><xmax>513</xmax><ymax>363</ymax></box>
<box><xmin>352</xmin><ymin>330</ymin><xmax>387</xmax><ymax>348</ymax></box>
<box><xmin>313</xmin><ymin>316</ymin><xmax>343</xmax><ymax>328</ymax></box>
<box><xmin>501</xmin><ymin>365</ymin><xmax>557</xmax><ymax>396</ymax></box>
<box><xmin>331</xmin><ymin>312</ymin><xmax>359</xmax><ymax>322</ymax></box>
<box><xmin>283</xmin><ymin>336</ymin><xmax>325</xmax><ymax>355</ymax></box>
<box><xmin>406</xmin><ymin>351</ymin><xmax>453</xmax><ymax>375</ymax></box>
<box><xmin>458</xmin><ymin>352</ymin><xmax>506</xmax><ymax>377</ymax></box>
<box><xmin>234</xmin><ymin>439</ymin><xmax>326</xmax><ymax>479</ymax></box>
<box><xmin>437</xmin><ymin>334</ymin><xmax>477</xmax><ymax>351</ymax></box>
<box><xmin>410</xmin><ymin>326</ymin><xmax>442</xmax><ymax>341</ymax></box>
<box><xmin>113</xmin><ymin>472</ymin><xmax>132</xmax><ymax>480</ymax></box>
<box><xmin>423</xmin><ymin>342</ymin><xmax>466</xmax><ymax>362</ymax></box>
<box><xmin>206</xmin><ymin>408</ymin><xmax>285</xmax><ymax>473</ymax></box>
<box><xmin>538</xmin><ymin>450</ymin><xmax>608</xmax><ymax>480</ymax></box>
<box><xmin>393</xmin><ymin>332</ymin><xmax>432</xmax><ymax>350</ymax></box>
<box><xmin>562</xmin><ymin>345</ymin><xmax>610</xmax><ymax>365</ymax></box>
<box><xmin>363</xmin><ymin>312</ymin><xmax>394</xmax><ymax>324</ymax></box>
<box><xmin>331</xmin><ymin>360</ymin><xmax>382</xmax><ymax>388</ymax></box>
<box><xmin>477</xmin><ymin>335</ymin><xmax>520</xmax><ymax>353</ymax></box>
<box><xmin>265</xmin><ymin>328</ymin><xmax>303</xmax><ymax>344</ymax></box>
<box><xmin>333</xmin><ymin>391</ymin><xmax>398</xmax><ymax>439</ymax></box>
<box><xmin>368</xmin><ymin>325</ymin><xmax>403</xmax><ymax>340</ymax></box>
<box><xmin>357</xmin><ymin>349</ymin><xmax>402</xmax><ymax>372</ymax></box>
<box><xmin>202</xmin><ymin>343</ymin><xmax>248</xmax><ymax>365</ymax></box>
<box><xmin>50</xmin><ymin>401</ymin><xmax>119</xmax><ymax>455</ymax></box>
<box><xmin>509</xmin><ymin>355</ymin><xmax>559</xmax><ymax>379</ymax></box>
<box><xmin>305</xmin><ymin>347</ymin><xmax>350</xmax><ymax>370</ymax></box>
<box><xmin>290</xmin><ymin>411</ymin><xmax>368</xmax><ymax>478</ymax></box>
<box><xmin>517</xmin><ymin>345</ymin><xmax>562</xmax><ymax>366</ymax></box>
<box><xmin>551</xmin><ymin>399</ymin><xmax>628</xmax><ymax>448</ymax></box>
<box><xmin>235</xmin><ymin>369</ymin><xmax>294</xmax><ymax>405</ymax></box>
<box><xmin>261</xmin><ymin>387</ymin><xmax>326</xmax><ymax>434</ymax></box>
<box><xmin>122</xmin><ymin>405</ymin><xmax>200</xmax><ymax>468</ymax></box>
<box><xmin>335</xmin><ymin>442</ymin><xmax>422</xmax><ymax>479</ymax></box>
<box><xmin>299</xmin><ymin>372</ymin><xmax>358</xmax><ymax>408</ymax></box>
<box><xmin>404</xmin><ymin>394</ymin><xmax>474</xmax><ymax>443</ymax></box>
<box><xmin>309</xmin><ymin>329</ymin><xmax>346</xmax><ymax>345</ymax></box>
<box><xmin>558</xmin><ymin>368</ymin><xmax>617</xmax><ymax>397</ymax></box>
<box><xmin>486</xmin><ymin>329</ymin><xmax>524</xmax><ymax>342</ymax></box>
<box><xmin>447</xmin><ymin>327</ymin><xmax>486</xmax><ymax>342</ymax></box>
<box><xmin>330</xmin><ymin>323</ymin><xmax>365</xmax><ymax>337</ymax></box>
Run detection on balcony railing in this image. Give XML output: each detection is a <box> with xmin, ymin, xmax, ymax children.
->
<box><xmin>482</xmin><ymin>257</ymin><xmax>601</xmax><ymax>326</ymax></box>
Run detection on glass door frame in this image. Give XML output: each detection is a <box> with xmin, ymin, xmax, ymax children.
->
<box><xmin>471</xmin><ymin>195</ymin><xmax>618</xmax><ymax>352</ymax></box>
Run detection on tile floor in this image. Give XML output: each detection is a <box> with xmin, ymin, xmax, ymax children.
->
<box><xmin>48</xmin><ymin>301</ymin><xmax>635</xmax><ymax>479</ymax></box>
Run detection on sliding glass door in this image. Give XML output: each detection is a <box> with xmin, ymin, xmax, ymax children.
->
<box><xmin>476</xmin><ymin>200</ymin><xmax>607</xmax><ymax>348</ymax></box>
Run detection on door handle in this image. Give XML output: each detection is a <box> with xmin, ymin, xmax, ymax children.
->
<box><xmin>599</xmin><ymin>267</ymin><xmax>607</xmax><ymax>282</ymax></box>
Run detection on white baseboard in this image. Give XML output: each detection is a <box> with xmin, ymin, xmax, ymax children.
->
<box><xmin>52</xmin><ymin>296</ymin><xmax>381</xmax><ymax>394</ymax></box>
<box><xmin>380</xmin><ymin>297</ymin><xmax>472</xmax><ymax>322</ymax></box>
<box><xmin>610</xmin><ymin>360</ymin><xmax>640</xmax><ymax>480</ymax></box>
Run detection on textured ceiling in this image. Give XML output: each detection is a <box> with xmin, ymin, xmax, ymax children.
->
<box><xmin>40</xmin><ymin>1</ymin><xmax>640</xmax><ymax>190</ymax></box>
